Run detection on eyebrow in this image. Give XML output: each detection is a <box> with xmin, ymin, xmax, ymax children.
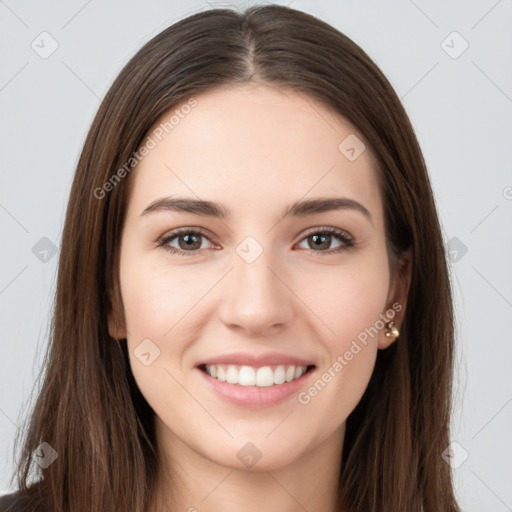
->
<box><xmin>140</xmin><ymin>196</ymin><xmax>373</xmax><ymax>224</ymax></box>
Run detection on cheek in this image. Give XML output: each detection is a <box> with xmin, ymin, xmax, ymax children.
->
<box><xmin>118</xmin><ymin>250</ymin><xmax>215</xmax><ymax>398</ymax></box>
<box><xmin>303</xmin><ymin>254</ymin><xmax>390</xmax><ymax>347</ymax></box>
<box><xmin>119</xmin><ymin>257</ymin><xmax>192</xmax><ymax>415</ymax></box>
<box><xmin>295</xmin><ymin>253</ymin><xmax>388</xmax><ymax>414</ymax></box>
<box><xmin>119</xmin><ymin>254</ymin><xmax>199</xmax><ymax>338</ymax></box>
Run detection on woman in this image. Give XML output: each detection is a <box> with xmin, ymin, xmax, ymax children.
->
<box><xmin>1</xmin><ymin>4</ymin><xmax>461</xmax><ymax>511</ymax></box>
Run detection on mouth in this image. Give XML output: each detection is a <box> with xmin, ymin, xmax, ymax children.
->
<box><xmin>197</xmin><ymin>363</ymin><xmax>316</xmax><ymax>387</ymax></box>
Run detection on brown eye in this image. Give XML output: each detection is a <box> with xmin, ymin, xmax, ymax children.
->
<box><xmin>306</xmin><ymin>233</ymin><xmax>334</xmax><ymax>251</ymax></box>
<box><xmin>159</xmin><ymin>229</ymin><xmax>214</xmax><ymax>256</ymax></box>
<box><xmin>297</xmin><ymin>227</ymin><xmax>355</xmax><ymax>254</ymax></box>
<box><xmin>176</xmin><ymin>233</ymin><xmax>203</xmax><ymax>251</ymax></box>
<box><xmin>158</xmin><ymin>226</ymin><xmax>355</xmax><ymax>257</ymax></box>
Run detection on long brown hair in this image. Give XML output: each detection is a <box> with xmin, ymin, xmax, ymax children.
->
<box><xmin>10</xmin><ymin>5</ymin><xmax>460</xmax><ymax>511</ymax></box>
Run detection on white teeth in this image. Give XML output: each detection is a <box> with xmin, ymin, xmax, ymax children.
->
<box><xmin>256</xmin><ymin>366</ymin><xmax>274</xmax><ymax>387</ymax></box>
<box><xmin>294</xmin><ymin>366</ymin><xmax>306</xmax><ymax>379</ymax></box>
<box><xmin>217</xmin><ymin>366</ymin><xmax>226</xmax><ymax>382</ymax></box>
<box><xmin>204</xmin><ymin>364</ymin><xmax>310</xmax><ymax>386</ymax></box>
<box><xmin>238</xmin><ymin>366</ymin><xmax>256</xmax><ymax>386</ymax></box>
<box><xmin>226</xmin><ymin>365</ymin><xmax>239</xmax><ymax>384</ymax></box>
<box><xmin>273</xmin><ymin>365</ymin><xmax>285</xmax><ymax>384</ymax></box>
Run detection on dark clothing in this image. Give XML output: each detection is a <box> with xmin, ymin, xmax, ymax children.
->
<box><xmin>0</xmin><ymin>490</ymin><xmax>30</xmax><ymax>511</ymax></box>
<box><xmin>0</xmin><ymin>486</ymin><xmax>45</xmax><ymax>512</ymax></box>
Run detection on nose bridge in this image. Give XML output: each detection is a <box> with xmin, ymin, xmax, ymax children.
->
<box><xmin>218</xmin><ymin>234</ymin><xmax>293</xmax><ymax>334</ymax></box>
<box><xmin>234</xmin><ymin>245</ymin><xmax>277</xmax><ymax>298</ymax></box>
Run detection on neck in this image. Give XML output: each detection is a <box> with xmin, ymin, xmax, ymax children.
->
<box><xmin>150</xmin><ymin>420</ymin><xmax>345</xmax><ymax>512</ymax></box>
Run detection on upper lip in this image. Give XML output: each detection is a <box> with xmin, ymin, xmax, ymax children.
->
<box><xmin>196</xmin><ymin>352</ymin><xmax>316</xmax><ymax>368</ymax></box>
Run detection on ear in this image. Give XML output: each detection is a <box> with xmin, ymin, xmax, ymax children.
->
<box><xmin>378</xmin><ymin>248</ymin><xmax>412</xmax><ymax>349</ymax></box>
<box><xmin>107</xmin><ymin>287</ymin><xmax>127</xmax><ymax>340</ymax></box>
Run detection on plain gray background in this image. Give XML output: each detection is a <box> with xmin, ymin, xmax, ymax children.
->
<box><xmin>1</xmin><ymin>0</ymin><xmax>511</xmax><ymax>510</ymax></box>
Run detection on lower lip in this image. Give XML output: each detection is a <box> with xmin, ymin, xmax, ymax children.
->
<box><xmin>195</xmin><ymin>367</ymin><xmax>315</xmax><ymax>408</ymax></box>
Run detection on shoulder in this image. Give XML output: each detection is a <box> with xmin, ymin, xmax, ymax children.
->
<box><xmin>0</xmin><ymin>486</ymin><xmax>45</xmax><ymax>512</ymax></box>
<box><xmin>0</xmin><ymin>489</ymin><xmax>29</xmax><ymax>511</ymax></box>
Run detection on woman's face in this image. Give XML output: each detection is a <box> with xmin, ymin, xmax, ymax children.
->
<box><xmin>110</xmin><ymin>83</ymin><xmax>407</xmax><ymax>471</ymax></box>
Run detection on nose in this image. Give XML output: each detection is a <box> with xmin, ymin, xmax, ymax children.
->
<box><xmin>218</xmin><ymin>249</ymin><xmax>294</xmax><ymax>336</ymax></box>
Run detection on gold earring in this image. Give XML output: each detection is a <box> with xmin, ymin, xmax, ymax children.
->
<box><xmin>385</xmin><ymin>321</ymin><xmax>399</xmax><ymax>340</ymax></box>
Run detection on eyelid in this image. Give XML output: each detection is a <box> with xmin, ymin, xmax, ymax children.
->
<box><xmin>157</xmin><ymin>226</ymin><xmax>217</xmax><ymax>248</ymax></box>
<box><xmin>157</xmin><ymin>225</ymin><xmax>356</xmax><ymax>256</ymax></box>
<box><xmin>298</xmin><ymin>225</ymin><xmax>354</xmax><ymax>242</ymax></box>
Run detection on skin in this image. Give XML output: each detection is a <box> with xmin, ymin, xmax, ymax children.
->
<box><xmin>109</xmin><ymin>82</ymin><xmax>411</xmax><ymax>512</ymax></box>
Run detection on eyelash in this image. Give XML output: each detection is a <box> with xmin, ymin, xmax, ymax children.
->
<box><xmin>157</xmin><ymin>226</ymin><xmax>357</xmax><ymax>257</ymax></box>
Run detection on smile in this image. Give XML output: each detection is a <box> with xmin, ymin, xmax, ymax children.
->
<box><xmin>201</xmin><ymin>364</ymin><xmax>314</xmax><ymax>387</ymax></box>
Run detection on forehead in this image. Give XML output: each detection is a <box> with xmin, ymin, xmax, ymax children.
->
<box><xmin>128</xmin><ymin>83</ymin><xmax>382</xmax><ymax>220</ymax></box>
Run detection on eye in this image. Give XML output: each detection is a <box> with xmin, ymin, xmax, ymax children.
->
<box><xmin>157</xmin><ymin>226</ymin><xmax>356</xmax><ymax>257</ymax></box>
<box><xmin>158</xmin><ymin>228</ymin><xmax>214</xmax><ymax>256</ymax></box>
<box><xmin>296</xmin><ymin>226</ymin><xmax>355</xmax><ymax>255</ymax></box>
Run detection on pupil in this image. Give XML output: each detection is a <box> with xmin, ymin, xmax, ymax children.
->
<box><xmin>311</xmin><ymin>234</ymin><xmax>329</xmax><ymax>249</ymax></box>
<box><xmin>181</xmin><ymin>234</ymin><xmax>200</xmax><ymax>250</ymax></box>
